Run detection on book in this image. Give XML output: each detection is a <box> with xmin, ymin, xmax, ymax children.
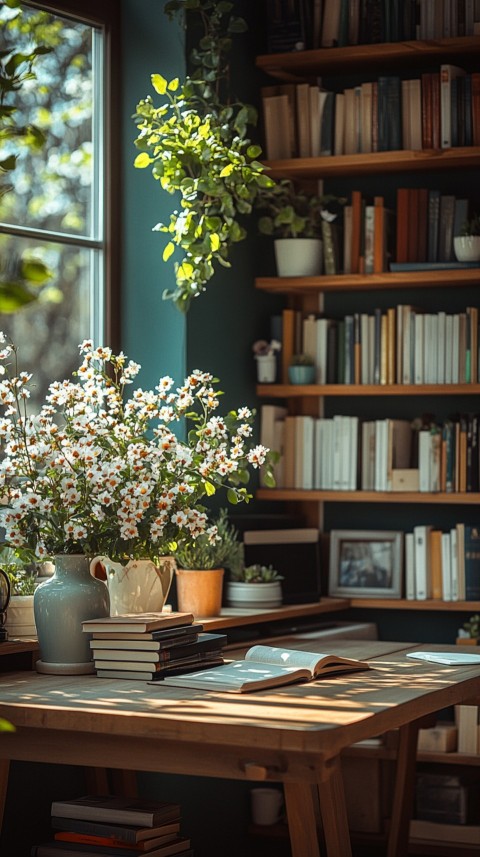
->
<box><xmin>89</xmin><ymin>633</ymin><xmax>200</xmax><ymax>650</ymax></box>
<box><xmin>440</xmin><ymin>64</ymin><xmax>466</xmax><ymax>148</ymax></box>
<box><xmin>94</xmin><ymin>649</ymin><xmax>225</xmax><ymax>673</ymax></box>
<box><xmin>53</xmin><ymin>830</ymin><xmax>179</xmax><ymax>851</ymax></box>
<box><xmin>50</xmin><ymin>818</ymin><xmax>181</xmax><ymax>845</ymax></box>
<box><xmin>97</xmin><ymin>658</ymin><xmax>225</xmax><ymax>682</ymax></box>
<box><xmin>50</xmin><ymin>796</ymin><xmax>181</xmax><ymax>827</ymax></box>
<box><xmin>91</xmin><ymin>633</ymin><xmax>227</xmax><ymax>662</ymax></box>
<box><xmin>389</xmin><ymin>261</ymin><xmax>479</xmax><ymax>271</ymax></box>
<box><xmin>456</xmin><ymin>703</ymin><xmax>479</xmax><ymax>753</ymax></box>
<box><xmin>407</xmin><ymin>651</ymin><xmax>480</xmax><ymax>665</ymax></box>
<box><xmin>160</xmin><ymin>644</ymin><xmax>371</xmax><ymax>693</ymax></box>
<box><xmin>82</xmin><ymin>614</ymin><xmax>194</xmax><ymax>634</ymax></box>
<box><xmin>30</xmin><ymin>840</ymin><xmax>192</xmax><ymax>857</ymax></box>
<box><xmin>410</xmin><ymin>819</ymin><xmax>480</xmax><ymax>845</ymax></box>
<box><xmin>91</xmin><ymin>624</ymin><xmax>204</xmax><ymax>642</ymax></box>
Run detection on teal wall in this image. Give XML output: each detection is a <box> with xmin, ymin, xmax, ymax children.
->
<box><xmin>121</xmin><ymin>0</ymin><xmax>186</xmax><ymax>390</ymax></box>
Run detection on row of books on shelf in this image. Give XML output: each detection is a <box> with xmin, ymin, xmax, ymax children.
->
<box><xmin>261</xmin><ymin>66</ymin><xmax>480</xmax><ymax>160</ymax></box>
<box><xmin>265</xmin><ymin>0</ymin><xmax>478</xmax><ymax>53</ymax></box>
<box><xmin>80</xmin><ymin>612</ymin><xmax>227</xmax><ymax>681</ymax></box>
<box><xmin>31</xmin><ymin>794</ymin><xmax>192</xmax><ymax>857</ymax></box>
<box><xmin>406</xmin><ymin>523</ymin><xmax>480</xmax><ymax>601</ymax></box>
<box><xmin>279</xmin><ymin>304</ymin><xmax>479</xmax><ymax>386</ymax></box>
<box><xmin>261</xmin><ymin>407</ymin><xmax>480</xmax><ymax>492</ymax></box>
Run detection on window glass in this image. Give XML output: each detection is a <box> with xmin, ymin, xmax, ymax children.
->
<box><xmin>0</xmin><ymin>4</ymin><xmax>95</xmax><ymax>236</ymax></box>
<box><xmin>0</xmin><ymin>1</ymin><xmax>106</xmax><ymax>400</ymax></box>
<box><xmin>0</xmin><ymin>233</ymin><xmax>93</xmax><ymax>411</ymax></box>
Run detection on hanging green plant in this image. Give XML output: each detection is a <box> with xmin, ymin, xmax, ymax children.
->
<box><xmin>133</xmin><ymin>0</ymin><xmax>274</xmax><ymax>313</ymax></box>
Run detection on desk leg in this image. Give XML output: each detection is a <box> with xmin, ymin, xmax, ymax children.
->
<box><xmin>284</xmin><ymin>781</ymin><xmax>321</xmax><ymax>857</ymax></box>
<box><xmin>0</xmin><ymin>759</ymin><xmax>9</xmax><ymax>832</ymax></box>
<box><xmin>386</xmin><ymin>720</ymin><xmax>419</xmax><ymax>857</ymax></box>
<box><xmin>317</xmin><ymin>755</ymin><xmax>353</xmax><ymax>857</ymax></box>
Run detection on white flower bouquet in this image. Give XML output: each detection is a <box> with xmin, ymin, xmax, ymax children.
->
<box><xmin>0</xmin><ymin>336</ymin><xmax>273</xmax><ymax>562</ymax></box>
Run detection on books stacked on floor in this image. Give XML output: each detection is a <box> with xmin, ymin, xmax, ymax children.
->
<box><xmin>81</xmin><ymin>612</ymin><xmax>227</xmax><ymax>681</ymax></box>
<box><xmin>30</xmin><ymin>794</ymin><xmax>193</xmax><ymax>857</ymax></box>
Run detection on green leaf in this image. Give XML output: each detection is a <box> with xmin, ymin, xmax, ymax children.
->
<box><xmin>0</xmin><ymin>282</ymin><xmax>37</xmax><ymax>312</ymax></box>
<box><xmin>219</xmin><ymin>163</ymin><xmax>234</xmax><ymax>177</ymax></box>
<box><xmin>262</xmin><ymin>471</ymin><xmax>276</xmax><ymax>488</ymax></box>
<box><xmin>167</xmin><ymin>78</ymin><xmax>180</xmax><ymax>92</ymax></box>
<box><xmin>227</xmin><ymin>488</ymin><xmax>238</xmax><ymax>504</ymax></box>
<box><xmin>162</xmin><ymin>242</ymin><xmax>175</xmax><ymax>261</ymax></box>
<box><xmin>204</xmin><ymin>481</ymin><xmax>216</xmax><ymax>496</ymax></box>
<box><xmin>151</xmin><ymin>74</ymin><xmax>168</xmax><ymax>95</ymax></box>
<box><xmin>0</xmin><ymin>718</ymin><xmax>14</xmax><ymax>732</ymax></box>
<box><xmin>210</xmin><ymin>233</ymin><xmax>220</xmax><ymax>251</ymax></box>
<box><xmin>20</xmin><ymin>259</ymin><xmax>52</xmax><ymax>284</ymax></box>
<box><xmin>134</xmin><ymin>152</ymin><xmax>152</xmax><ymax>168</ymax></box>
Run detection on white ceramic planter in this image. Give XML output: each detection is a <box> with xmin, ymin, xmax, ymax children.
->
<box><xmin>274</xmin><ymin>238</ymin><xmax>323</xmax><ymax>277</ymax></box>
<box><xmin>453</xmin><ymin>235</ymin><xmax>480</xmax><ymax>262</ymax></box>
<box><xmin>225</xmin><ymin>581</ymin><xmax>282</xmax><ymax>609</ymax></box>
<box><xmin>255</xmin><ymin>353</ymin><xmax>277</xmax><ymax>383</ymax></box>
<box><xmin>5</xmin><ymin>595</ymin><xmax>36</xmax><ymax>639</ymax></box>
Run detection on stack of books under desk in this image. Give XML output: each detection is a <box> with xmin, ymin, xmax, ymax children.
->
<box><xmin>31</xmin><ymin>794</ymin><xmax>193</xmax><ymax>857</ymax></box>
<box><xmin>81</xmin><ymin>612</ymin><xmax>227</xmax><ymax>681</ymax></box>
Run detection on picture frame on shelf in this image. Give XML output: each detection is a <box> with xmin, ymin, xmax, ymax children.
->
<box><xmin>329</xmin><ymin>530</ymin><xmax>403</xmax><ymax>599</ymax></box>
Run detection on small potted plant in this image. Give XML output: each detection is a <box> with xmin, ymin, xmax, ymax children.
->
<box><xmin>257</xmin><ymin>179</ymin><xmax>342</xmax><ymax>277</ymax></box>
<box><xmin>454</xmin><ymin>214</ymin><xmax>480</xmax><ymax>262</ymax></box>
<box><xmin>288</xmin><ymin>353</ymin><xmax>315</xmax><ymax>385</ymax></box>
<box><xmin>174</xmin><ymin>509</ymin><xmax>245</xmax><ymax>618</ymax></box>
<box><xmin>0</xmin><ymin>547</ymin><xmax>38</xmax><ymax>639</ymax></box>
<box><xmin>253</xmin><ymin>338</ymin><xmax>281</xmax><ymax>383</ymax></box>
<box><xmin>226</xmin><ymin>563</ymin><xmax>284</xmax><ymax>609</ymax></box>
<box><xmin>456</xmin><ymin>614</ymin><xmax>480</xmax><ymax>645</ymax></box>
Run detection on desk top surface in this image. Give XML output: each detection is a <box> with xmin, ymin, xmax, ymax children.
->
<box><xmin>1</xmin><ymin>640</ymin><xmax>479</xmax><ymax>757</ymax></box>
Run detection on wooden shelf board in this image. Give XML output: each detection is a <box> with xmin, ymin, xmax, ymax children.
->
<box><xmin>263</xmin><ymin>148</ymin><xmax>480</xmax><ymax>179</ymax></box>
<box><xmin>257</xmin><ymin>489</ymin><xmax>480</xmax><ymax>504</ymax></box>
<box><xmin>256</xmin><ymin>37</ymin><xmax>480</xmax><ymax>79</ymax></box>
<box><xmin>199</xmin><ymin>598</ymin><xmax>348</xmax><ymax>630</ymax></box>
<box><xmin>255</xmin><ymin>269</ymin><xmax>480</xmax><ymax>293</ymax></box>
<box><xmin>257</xmin><ymin>383</ymin><xmax>480</xmax><ymax>397</ymax></box>
<box><xmin>349</xmin><ymin>599</ymin><xmax>480</xmax><ymax>611</ymax></box>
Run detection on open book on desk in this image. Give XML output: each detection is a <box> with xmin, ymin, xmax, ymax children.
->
<box><xmin>158</xmin><ymin>644</ymin><xmax>371</xmax><ymax>693</ymax></box>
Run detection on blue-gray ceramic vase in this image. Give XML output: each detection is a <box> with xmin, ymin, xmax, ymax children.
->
<box><xmin>34</xmin><ymin>553</ymin><xmax>110</xmax><ymax>675</ymax></box>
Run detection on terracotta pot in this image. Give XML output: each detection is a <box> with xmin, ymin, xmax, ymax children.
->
<box><xmin>175</xmin><ymin>567</ymin><xmax>224</xmax><ymax>618</ymax></box>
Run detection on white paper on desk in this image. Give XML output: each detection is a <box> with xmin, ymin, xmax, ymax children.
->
<box><xmin>407</xmin><ymin>651</ymin><xmax>480</xmax><ymax>665</ymax></box>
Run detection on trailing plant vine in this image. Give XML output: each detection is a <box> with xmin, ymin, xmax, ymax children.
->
<box><xmin>133</xmin><ymin>0</ymin><xmax>274</xmax><ymax>312</ymax></box>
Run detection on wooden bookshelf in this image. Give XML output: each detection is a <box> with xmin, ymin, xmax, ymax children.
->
<box><xmin>257</xmin><ymin>489</ymin><xmax>480</xmax><ymax>504</ymax></box>
<box><xmin>256</xmin><ymin>36</ymin><xmax>480</xmax><ymax>79</ymax></box>
<box><xmin>200</xmin><ymin>597</ymin><xmax>348</xmax><ymax>630</ymax></box>
<box><xmin>255</xmin><ymin>268</ymin><xmax>480</xmax><ymax>294</ymax></box>
<box><xmin>348</xmin><ymin>599</ymin><xmax>480</xmax><ymax>611</ymax></box>
<box><xmin>257</xmin><ymin>383</ymin><xmax>480</xmax><ymax>397</ymax></box>
<box><xmin>263</xmin><ymin>148</ymin><xmax>480</xmax><ymax>180</ymax></box>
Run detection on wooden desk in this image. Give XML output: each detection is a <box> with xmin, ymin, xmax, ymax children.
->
<box><xmin>0</xmin><ymin>640</ymin><xmax>479</xmax><ymax>857</ymax></box>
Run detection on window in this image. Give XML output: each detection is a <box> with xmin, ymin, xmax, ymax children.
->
<box><xmin>0</xmin><ymin>0</ymin><xmax>119</xmax><ymax>408</ymax></box>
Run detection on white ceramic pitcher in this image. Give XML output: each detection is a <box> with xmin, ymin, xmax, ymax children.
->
<box><xmin>90</xmin><ymin>556</ymin><xmax>175</xmax><ymax>616</ymax></box>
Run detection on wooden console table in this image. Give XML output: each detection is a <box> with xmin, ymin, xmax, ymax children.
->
<box><xmin>0</xmin><ymin>640</ymin><xmax>479</xmax><ymax>857</ymax></box>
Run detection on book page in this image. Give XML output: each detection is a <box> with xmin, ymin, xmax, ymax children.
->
<box><xmin>161</xmin><ymin>659</ymin><xmax>309</xmax><ymax>693</ymax></box>
<box><xmin>407</xmin><ymin>651</ymin><xmax>480</xmax><ymax>665</ymax></box>
<box><xmin>245</xmin><ymin>645</ymin><xmax>328</xmax><ymax>675</ymax></box>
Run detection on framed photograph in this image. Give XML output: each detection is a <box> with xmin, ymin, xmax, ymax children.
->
<box><xmin>329</xmin><ymin>530</ymin><xmax>403</xmax><ymax>599</ymax></box>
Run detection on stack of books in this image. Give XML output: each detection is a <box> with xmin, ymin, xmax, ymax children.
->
<box><xmin>30</xmin><ymin>794</ymin><xmax>193</xmax><ymax>857</ymax></box>
<box><xmin>81</xmin><ymin>613</ymin><xmax>227</xmax><ymax>681</ymax></box>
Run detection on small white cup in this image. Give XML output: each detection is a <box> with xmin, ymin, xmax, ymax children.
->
<box><xmin>250</xmin><ymin>787</ymin><xmax>284</xmax><ymax>826</ymax></box>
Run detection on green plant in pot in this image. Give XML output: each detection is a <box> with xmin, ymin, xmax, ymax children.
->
<box><xmin>454</xmin><ymin>213</ymin><xmax>480</xmax><ymax>263</ymax></box>
<box><xmin>457</xmin><ymin>614</ymin><xmax>480</xmax><ymax>644</ymax></box>
<box><xmin>0</xmin><ymin>546</ymin><xmax>38</xmax><ymax>640</ymax></box>
<box><xmin>133</xmin><ymin>0</ymin><xmax>274</xmax><ymax>312</ymax></box>
<box><xmin>226</xmin><ymin>561</ymin><xmax>283</xmax><ymax>609</ymax></box>
<box><xmin>288</xmin><ymin>353</ymin><xmax>316</xmax><ymax>385</ymax></box>
<box><xmin>257</xmin><ymin>179</ymin><xmax>340</xmax><ymax>277</ymax></box>
<box><xmin>174</xmin><ymin>509</ymin><xmax>245</xmax><ymax>618</ymax></box>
